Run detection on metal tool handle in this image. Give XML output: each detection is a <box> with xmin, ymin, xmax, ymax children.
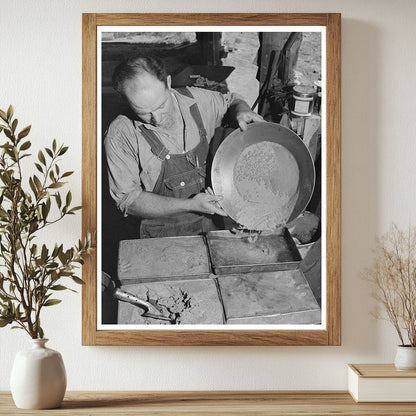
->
<box><xmin>112</xmin><ymin>288</ymin><xmax>174</xmax><ymax>323</ymax></box>
<box><xmin>112</xmin><ymin>288</ymin><xmax>151</xmax><ymax>312</ymax></box>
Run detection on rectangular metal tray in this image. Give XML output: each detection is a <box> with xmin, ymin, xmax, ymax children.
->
<box><xmin>118</xmin><ymin>235</ymin><xmax>211</xmax><ymax>285</ymax></box>
<box><xmin>206</xmin><ymin>228</ymin><xmax>301</xmax><ymax>275</ymax></box>
<box><xmin>216</xmin><ymin>269</ymin><xmax>320</xmax><ymax>323</ymax></box>
<box><xmin>118</xmin><ymin>276</ymin><xmax>224</xmax><ymax>325</ymax></box>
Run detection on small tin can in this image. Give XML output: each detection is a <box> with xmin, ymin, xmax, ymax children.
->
<box><xmin>290</xmin><ymin>85</ymin><xmax>316</xmax><ymax>117</ymax></box>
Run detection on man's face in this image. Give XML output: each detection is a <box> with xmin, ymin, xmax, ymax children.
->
<box><xmin>122</xmin><ymin>71</ymin><xmax>174</xmax><ymax>128</ymax></box>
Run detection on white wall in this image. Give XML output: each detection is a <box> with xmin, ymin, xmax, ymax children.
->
<box><xmin>1</xmin><ymin>0</ymin><xmax>416</xmax><ymax>391</ymax></box>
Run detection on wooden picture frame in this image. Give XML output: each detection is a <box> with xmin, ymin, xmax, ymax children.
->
<box><xmin>82</xmin><ymin>13</ymin><xmax>341</xmax><ymax>346</ymax></box>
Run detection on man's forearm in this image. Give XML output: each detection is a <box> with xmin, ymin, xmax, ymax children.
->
<box><xmin>125</xmin><ymin>191</ymin><xmax>192</xmax><ymax>219</ymax></box>
<box><xmin>125</xmin><ymin>190</ymin><xmax>226</xmax><ymax>219</ymax></box>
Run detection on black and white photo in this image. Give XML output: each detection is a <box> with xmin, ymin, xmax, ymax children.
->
<box><xmin>98</xmin><ymin>28</ymin><xmax>325</xmax><ymax>329</ymax></box>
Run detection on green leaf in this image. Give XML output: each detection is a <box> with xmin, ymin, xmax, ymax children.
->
<box><xmin>45</xmin><ymin>148</ymin><xmax>53</xmax><ymax>158</ymax></box>
<box><xmin>71</xmin><ymin>276</ymin><xmax>85</xmax><ymax>285</ymax></box>
<box><xmin>38</xmin><ymin>150</ymin><xmax>46</xmax><ymax>165</ymax></box>
<box><xmin>58</xmin><ymin>250</ymin><xmax>66</xmax><ymax>264</ymax></box>
<box><xmin>52</xmin><ymin>139</ymin><xmax>57</xmax><ymax>152</ymax></box>
<box><xmin>33</xmin><ymin>175</ymin><xmax>43</xmax><ymax>192</ymax></box>
<box><xmin>41</xmin><ymin>244</ymin><xmax>48</xmax><ymax>262</ymax></box>
<box><xmin>0</xmin><ymin>109</ymin><xmax>7</xmax><ymax>122</ymax></box>
<box><xmin>48</xmin><ymin>182</ymin><xmax>64</xmax><ymax>189</ymax></box>
<box><xmin>17</xmin><ymin>125</ymin><xmax>31</xmax><ymax>140</ymax></box>
<box><xmin>29</xmin><ymin>177</ymin><xmax>37</xmax><ymax>197</ymax></box>
<box><xmin>51</xmin><ymin>244</ymin><xmax>59</xmax><ymax>258</ymax></box>
<box><xmin>69</xmin><ymin>206</ymin><xmax>82</xmax><ymax>213</ymax></box>
<box><xmin>43</xmin><ymin>299</ymin><xmax>62</xmax><ymax>307</ymax></box>
<box><xmin>11</xmin><ymin>118</ymin><xmax>18</xmax><ymax>133</ymax></box>
<box><xmin>0</xmin><ymin>172</ymin><xmax>9</xmax><ymax>186</ymax></box>
<box><xmin>52</xmin><ymin>244</ymin><xmax>64</xmax><ymax>258</ymax></box>
<box><xmin>65</xmin><ymin>191</ymin><xmax>72</xmax><ymax>207</ymax></box>
<box><xmin>61</xmin><ymin>171</ymin><xmax>74</xmax><ymax>178</ymax></box>
<box><xmin>4</xmin><ymin>129</ymin><xmax>12</xmax><ymax>140</ymax></box>
<box><xmin>29</xmin><ymin>222</ymin><xmax>39</xmax><ymax>234</ymax></box>
<box><xmin>50</xmin><ymin>284</ymin><xmax>68</xmax><ymax>291</ymax></box>
<box><xmin>34</xmin><ymin>162</ymin><xmax>43</xmax><ymax>173</ymax></box>
<box><xmin>55</xmin><ymin>192</ymin><xmax>62</xmax><ymax>208</ymax></box>
<box><xmin>38</xmin><ymin>190</ymin><xmax>47</xmax><ymax>200</ymax></box>
<box><xmin>58</xmin><ymin>146</ymin><xmax>68</xmax><ymax>156</ymax></box>
<box><xmin>41</xmin><ymin>202</ymin><xmax>50</xmax><ymax>220</ymax></box>
<box><xmin>19</xmin><ymin>140</ymin><xmax>31</xmax><ymax>151</ymax></box>
<box><xmin>0</xmin><ymin>317</ymin><xmax>13</xmax><ymax>327</ymax></box>
<box><xmin>38</xmin><ymin>325</ymin><xmax>44</xmax><ymax>339</ymax></box>
<box><xmin>6</xmin><ymin>105</ymin><xmax>14</xmax><ymax>122</ymax></box>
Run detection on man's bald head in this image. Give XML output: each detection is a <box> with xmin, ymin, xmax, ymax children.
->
<box><xmin>112</xmin><ymin>54</ymin><xmax>168</xmax><ymax>96</ymax></box>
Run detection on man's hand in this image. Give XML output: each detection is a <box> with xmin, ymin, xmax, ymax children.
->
<box><xmin>228</xmin><ymin>97</ymin><xmax>263</xmax><ymax>131</ymax></box>
<box><xmin>189</xmin><ymin>189</ymin><xmax>227</xmax><ymax>216</ymax></box>
<box><xmin>236</xmin><ymin>110</ymin><xmax>264</xmax><ymax>131</ymax></box>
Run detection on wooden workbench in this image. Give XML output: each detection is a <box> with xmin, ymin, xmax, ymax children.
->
<box><xmin>1</xmin><ymin>391</ymin><xmax>415</xmax><ymax>415</ymax></box>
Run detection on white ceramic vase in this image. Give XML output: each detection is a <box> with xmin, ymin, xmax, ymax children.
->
<box><xmin>10</xmin><ymin>338</ymin><xmax>67</xmax><ymax>409</ymax></box>
<box><xmin>394</xmin><ymin>345</ymin><xmax>416</xmax><ymax>371</ymax></box>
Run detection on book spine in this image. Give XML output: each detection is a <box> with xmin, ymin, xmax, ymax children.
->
<box><xmin>347</xmin><ymin>366</ymin><xmax>359</xmax><ymax>402</ymax></box>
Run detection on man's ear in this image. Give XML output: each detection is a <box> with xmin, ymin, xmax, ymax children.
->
<box><xmin>167</xmin><ymin>75</ymin><xmax>172</xmax><ymax>89</ymax></box>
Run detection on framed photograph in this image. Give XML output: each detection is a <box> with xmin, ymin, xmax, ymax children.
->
<box><xmin>82</xmin><ymin>13</ymin><xmax>341</xmax><ymax>346</ymax></box>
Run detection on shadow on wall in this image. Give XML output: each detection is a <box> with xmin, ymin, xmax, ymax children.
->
<box><xmin>340</xmin><ymin>19</ymin><xmax>381</xmax><ymax>355</ymax></box>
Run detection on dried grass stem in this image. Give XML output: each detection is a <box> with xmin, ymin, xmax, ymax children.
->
<box><xmin>363</xmin><ymin>224</ymin><xmax>416</xmax><ymax>347</ymax></box>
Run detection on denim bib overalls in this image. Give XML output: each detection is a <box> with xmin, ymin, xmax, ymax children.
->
<box><xmin>138</xmin><ymin>88</ymin><xmax>216</xmax><ymax>238</ymax></box>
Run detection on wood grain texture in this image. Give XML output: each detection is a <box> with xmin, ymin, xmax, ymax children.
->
<box><xmin>90</xmin><ymin>329</ymin><xmax>329</xmax><ymax>346</ymax></box>
<box><xmin>95</xmin><ymin>13</ymin><xmax>330</xmax><ymax>27</ymax></box>
<box><xmin>82</xmin><ymin>13</ymin><xmax>98</xmax><ymax>346</ymax></box>
<box><xmin>350</xmin><ymin>364</ymin><xmax>416</xmax><ymax>378</ymax></box>
<box><xmin>82</xmin><ymin>13</ymin><xmax>342</xmax><ymax>346</ymax></box>
<box><xmin>1</xmin><ymin>391</ymin><xmax>416</xmax><ymax>415</ymax></box>
<box><xmin>325</xmin><ymin>13</ymin><xmax>342</xmax><ymax>346</ymax></box>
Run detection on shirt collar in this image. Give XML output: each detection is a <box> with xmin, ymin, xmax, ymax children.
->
<box><xmin>133</xmin><ymin>88</ymin><xmax>194</xmax><ymax>130</ymax></box>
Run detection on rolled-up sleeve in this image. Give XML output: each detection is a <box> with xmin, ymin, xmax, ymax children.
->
<box><xmin>104</xmin><ymin>116</ymin><xmax>143</xmax><ymax>216</ymax></box>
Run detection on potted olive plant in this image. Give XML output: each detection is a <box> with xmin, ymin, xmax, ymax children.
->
<box><xmin>0</xmin><ymin>106</ymin><xmax>94</xmax><ymax>409</ymax></box>
<box><xmin>363</xmin><ymin>223</ymin><xmax>416</xmax><ymax>370</ymax></box>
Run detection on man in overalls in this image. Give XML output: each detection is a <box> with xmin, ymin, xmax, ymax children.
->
<box><xmin>105</xmin><ymin>54</ymin><xmax>263</xmax><ymax>238</ymax></box>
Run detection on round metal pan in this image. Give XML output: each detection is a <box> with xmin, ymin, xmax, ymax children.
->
<box><xmin>211</xmin><ymin>121</ymin><xmax>315</xmax><ymax>230</ymax></box>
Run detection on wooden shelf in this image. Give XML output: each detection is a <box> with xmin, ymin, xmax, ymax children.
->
<box><xmin>1</xmin><ymin>391</ymin><xmax>416</xmax><ymax>415</ymax></box>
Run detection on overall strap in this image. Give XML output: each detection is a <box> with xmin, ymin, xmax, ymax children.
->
<box><xmin>137</xmin><ymin>125</ymin><xmax>170</xmax><ymax>161</ymax></box>
<box><xmin>176</xmin><ymin>87</ymin><xmax>207</xmax><ymax>139</ymax></box>
<box><xmin>175</xmin><ymin>87</ymin><xmax>194</xmax><ymax>98</ymax></box>
<box><xmin>137</xmin><ymin>88</ymin><xmax>207</xmax><ymax>160</ymax></box>
<box><xmin>189</xmin><ymin>103</ymin><xmax>207</xmax><ymax>140</ymax></box>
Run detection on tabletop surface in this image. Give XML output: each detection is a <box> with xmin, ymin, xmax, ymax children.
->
<box><xmin>1</xmin><ymin>391</ymin><xmax>416</xmax><ymax>415</ymax></box>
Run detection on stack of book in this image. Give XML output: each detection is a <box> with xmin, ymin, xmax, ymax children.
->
<box><xmin>348</xmin><ymin>364</ymin><xmax>416</xmax><ymax>402</ymax></box>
